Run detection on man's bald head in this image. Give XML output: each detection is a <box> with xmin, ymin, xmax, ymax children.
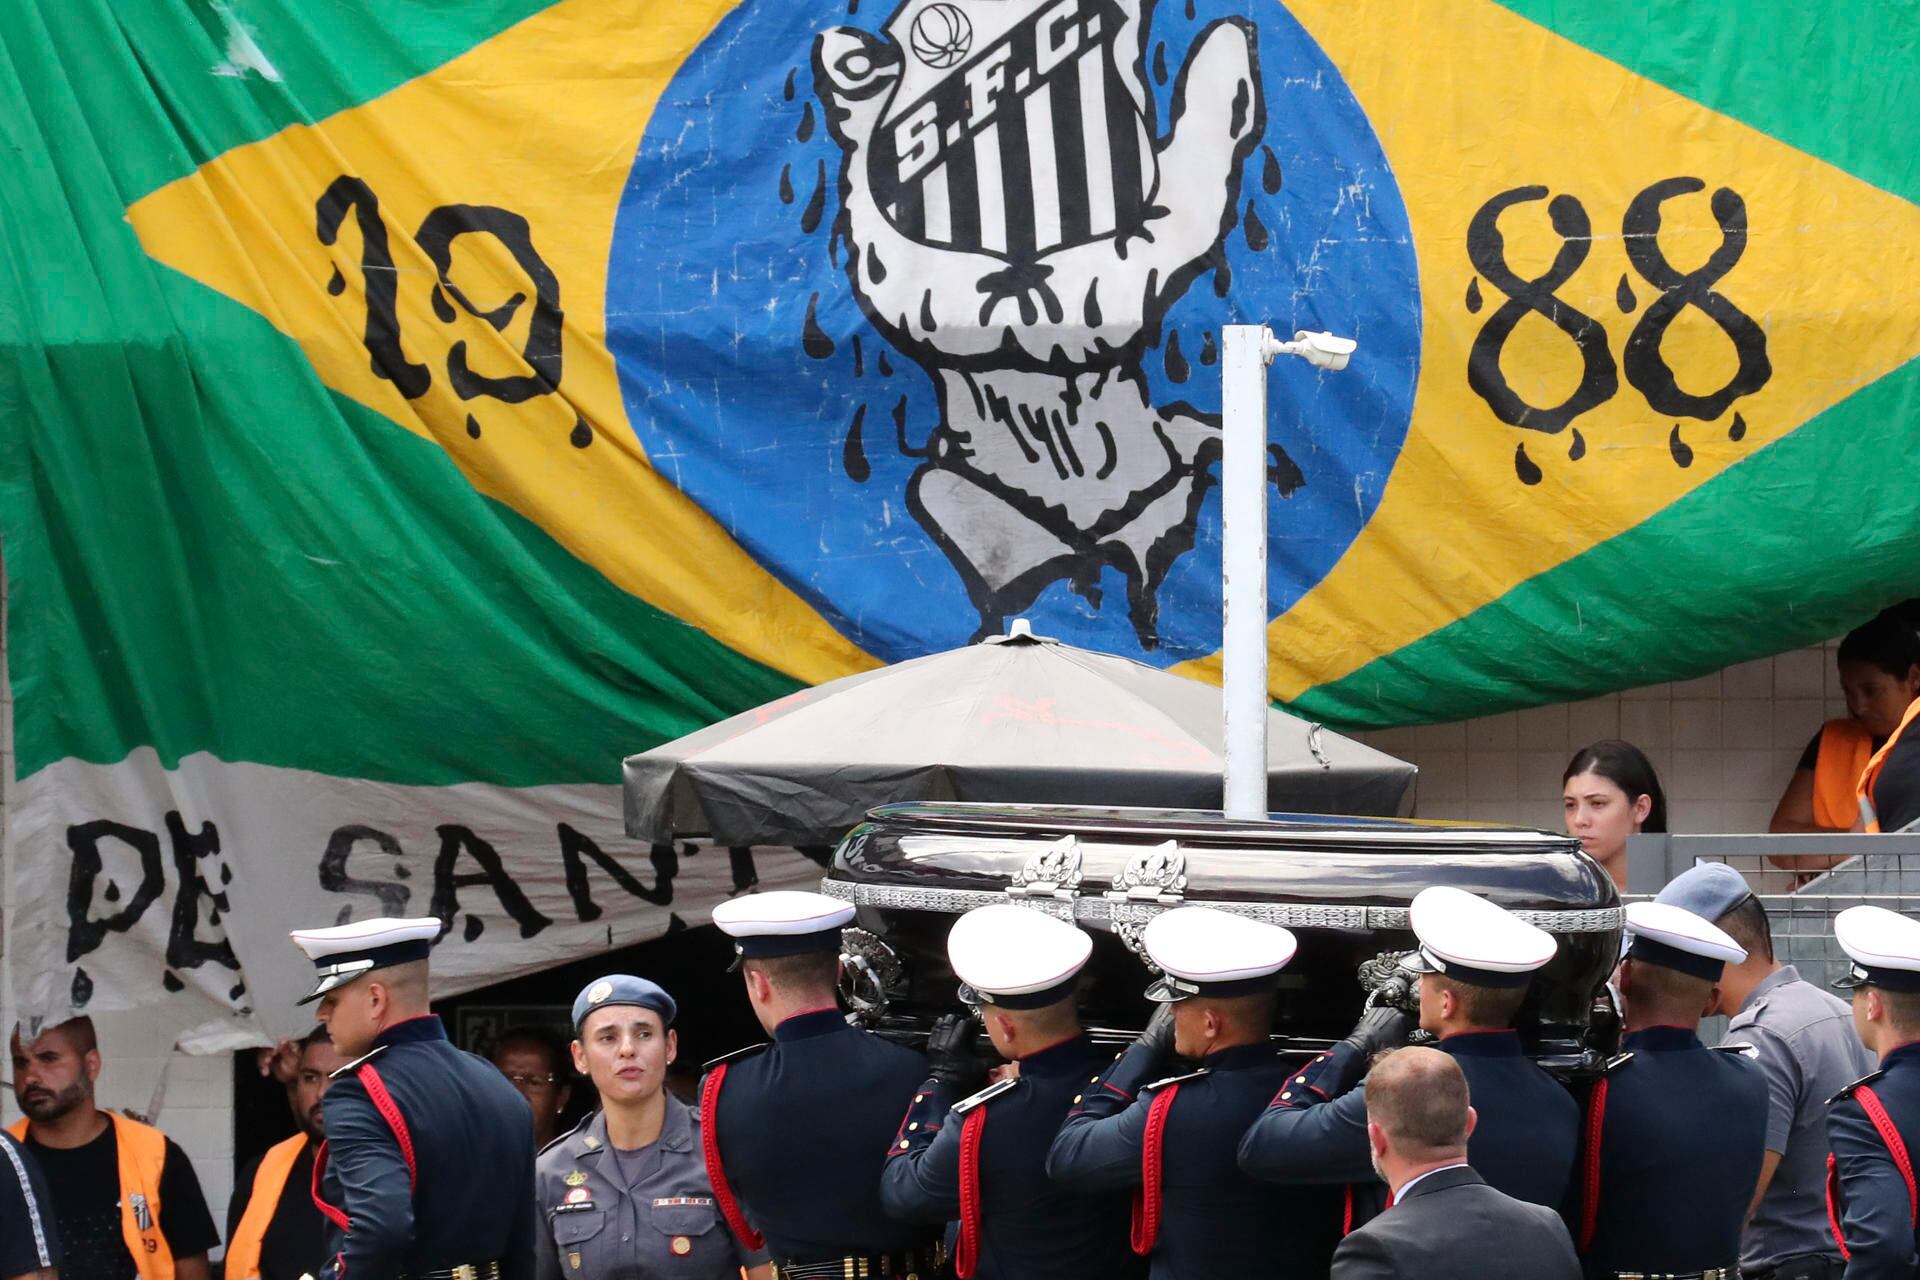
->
<box><xmin>1366</xmin><ymin>1046</ymin><xmax>1471</xmax><ymax>1156</ymax></box>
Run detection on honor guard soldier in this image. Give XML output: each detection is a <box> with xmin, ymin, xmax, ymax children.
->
<box><xmin>699</xmin><ymin>892</ymin><xmax>938</xmax><ymax>1279</ymax></box>
<box><xmin>1572</xmin><ymin>902</ymin><xmax>1768</xmax><ymax>1280</ymax></box>
<box><xmin>1660</xmin><ymin>863</ymin><xmax>1872</xmax><ymax>1280</ymax></box>
<box><xmin>1239</xmin><ymin>887</ymin><xmax>1580</xmax><ymax>1220</ymax></box>
<box><xmin>290</xmin><ymin>917</ymin><xmax>537</xmax><ymax>1280</ymax></box>
<box><xmin>1046</xmin><ymin>907</ymin><xmax>1342</xmax><ymax>1279</ymax></box>
<box><xmin>1827</xmin><ymin>905</ymin><xmax>1920</xmax><ymax>1277</ymax></box>
<box><xmin>534</xmin><ymin>976</ymin><xmax>770</xmax><ymax>1280</ymax></box>
<box><xmin>879</xmin><ymin>905</ymin><xmax>1143</xmax><ymax>1280</ymax></box>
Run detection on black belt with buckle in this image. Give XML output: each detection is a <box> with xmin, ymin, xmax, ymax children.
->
<box><xmin>405</xmin><ymin>1263</ymin><xmax>502</xmax><ymax>1280</ymax></box>
<box><xmin>773</xmin><ymin>1244</ymin><xmax>945</xmax><ymax>1279</ymax></box>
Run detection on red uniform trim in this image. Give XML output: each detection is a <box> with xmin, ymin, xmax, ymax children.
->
<box><xmin>1129</xmin><ymin>1084</ymin><xmax>1181</xmax><ymax>1257</ymax></box>
<box><xmin>1828</xmin><ymin>1084</ymin><xmax>1919</xmax><ymax>1259</ymax></box>
<box><xmin>1577</xmin><ymin>1077</ymin><xmax>1609</xmax><ymax>1252</ymax></box>
<box><xmin>955</xmin><ymin>1107</ymin><xmax>989</xmax><ymax>1279</ymax></box>
<box><xmin>1340</xmin><ymin>1185</ymin><xmax>1353</xmax><ymax>1237</ymax></box>
<box><xmin>310</xmin><ymin>1141</ymin><xmax>351</xmax><ymax>1232</ymax></box>
<box><xmin>699</xmin><ymin>1064</ymin><xmax>764</xmax><ymax>1252</ymax></box>
<box><xmin>357</xmin><ymin>1065</ymin><xmax>417</xmax><ymax>1191</ymax></box>
<box><xmin>309</xmin><ymin>1061</ymin><xmax>418</xmax><ymax>1232</ymax></box>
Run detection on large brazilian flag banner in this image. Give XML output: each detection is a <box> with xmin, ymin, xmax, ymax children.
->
<box><xmin>2</xmin><ymin>0</ymin><xmax>1916</xmax><ymax>1040</ymax></box>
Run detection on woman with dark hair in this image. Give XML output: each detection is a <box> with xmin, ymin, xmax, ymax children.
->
<box><xmin>1769</xmin><ymin>607</ymin><xmax>1920</xmax><ymax>833</ymax></box>
<box><xmin>1563</xmin><ymin>740</ymin><xmax>1666</xmax><ymax>887</ymax></box>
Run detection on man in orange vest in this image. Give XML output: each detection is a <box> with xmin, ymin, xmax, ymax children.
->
<box><xmin>225</xmin><ymin>1028</ymin><xmax>346</xmax><ymax>1280</ymax></box>
<box><xmin>8</xmin><ymin>1016</ymin><xmax>219</xmax><ymax>1280</ymax></box>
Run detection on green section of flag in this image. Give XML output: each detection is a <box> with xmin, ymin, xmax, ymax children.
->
<box><xmin>1295</xmin><ymin>355</ymin><xmax>1920</xmax><ymax>729</ymax></box>
<box><xmin>4</xmin><ymin>259</ymin><xmax>800</xmax><ymax>787</ymax></box>
<box><xmin>0</xmin><ymin>2</ymin><xmax>796</xmax><ymax>787</ymax></box>
<box><xmin>1499</xmin><ymin>0</ymin><xmax>1920</xmax><ymax>203</ymax></box>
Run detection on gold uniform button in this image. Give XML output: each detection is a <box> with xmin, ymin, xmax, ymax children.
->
<box><xmin>670</xmin><ymin>1237</ymin><xmax>692</xmax><ymax>1256</ymax></box>
<box><xmin>1281</xmin><ymin>1092</ymin><xmax>1292</xmax><ymax>1100</ymax></box>
<box><xmin>908</xmin><ymin>1122</ymin><xmax>919</xmax><ymax>1130</ymax></box>
<box><xmin>899</xmin><ymin>1140</ymin><xmax>910</xmax><ymax>1149</ymax></box>
<box><xmin>914</xmin><ymin>1094</ymin><xmax>925</xmax><ymax>1103</ymax></box>
<box><xmin>1073</xmin><ymin>1095</ymin><xmax>1082</xmax><ymax>1103</ymax></box>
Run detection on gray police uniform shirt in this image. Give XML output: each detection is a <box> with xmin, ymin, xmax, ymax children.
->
<box><xmin>1725</xmin><ymin>964</ymin><xmax>1876</xmax><ymax>1273</ymax></box>
<box><xmin>534</xmin><ymin>1096</ymin><xmax>768</xmax><ymax>1280</ymax></box>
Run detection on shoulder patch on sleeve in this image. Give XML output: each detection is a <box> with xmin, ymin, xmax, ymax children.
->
<box><xmin>952</xmin><ymin>1078</ymin><xmax>1020</xmax><ymax>1115</ymax></box>
<box><xmin>1830</xmin><ymin>1068</ymin><xmax>1888</xmax><ymax>1106</ymax></box>
<box><xmin>329</xmin><ymin>1044</ymin><xmax>390</xmax><ymax>1079</ymax></box>
<box><xmin>1146</xmin><ymin>1068</ymin><xmax>1210</xmax><ymax>1091</ymax></box>
<box><xmin>701</xmin><ymin>1043</ymin><xmax>769</xmax><ymax>1072</ymax></box>
<box><xmin>1713</xmin><ymin>1042</ymin><xmax>1760</xmax><ymax>1059</ymax></box>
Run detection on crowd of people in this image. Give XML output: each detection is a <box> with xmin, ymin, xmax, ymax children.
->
<box><xmin>5</xmin><ymin>604</ymin><xmax>1920</xmax><ymax>1280</ymax></box>
<box><xmin>7</xmin><ymin>863</ymin><xmax>1920</xmax><ymax>1280</ymax></box>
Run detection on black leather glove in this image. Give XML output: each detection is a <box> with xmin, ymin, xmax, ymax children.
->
<box><xmin>1137</xmin><ymin>1002</ymin><xmax>1177</xmax><ymax>1064</ymax></box>
<box><xmin>927</xmin><ymin>1013</ymin><xmax>981</xmax><ymax>1086</ymax></box>
<box><xmin>1341</xmin><ymin>996</ymin><xmax>1415</xmax><ymax>1061</ymax></box>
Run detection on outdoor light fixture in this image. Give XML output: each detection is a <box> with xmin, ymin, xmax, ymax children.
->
<box><xmin>1220</xmin><ymin>324</ymin><xmax>1358</xmax><ymax>820</ymax></box>
<box><xmin>1265</xmin><ymin>329</ymin><xmax>1358</xmax><ymax>372</ymax></box>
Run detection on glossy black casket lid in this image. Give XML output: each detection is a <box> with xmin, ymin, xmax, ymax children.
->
<box><xmin>825</xmin><ymin>803</ymin><xmax>1622</xmax><ymax>1051</ymax></box>
<box><xmin>830</xmin><ymin>802</ymin><xmax>1617</xmax><ymax>913</ymax></box>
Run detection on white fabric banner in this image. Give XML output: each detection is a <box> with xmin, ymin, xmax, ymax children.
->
<box><xmin>5</xmin><ymin>748</ymin><xmax>825</xmax><ymax>1048</ymax></box>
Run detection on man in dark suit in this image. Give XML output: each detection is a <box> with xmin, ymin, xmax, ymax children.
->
<box><xmin>1332</xmin><ymin>1047</ymin><xmax>1579</xmax><ymax>1280</ymax></box>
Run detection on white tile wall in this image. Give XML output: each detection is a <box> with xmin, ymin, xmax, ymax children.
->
<box><xmin>1355</xmin><ymin>641</ymin><xmax>1850</xmax><ymax>835</ymax></box>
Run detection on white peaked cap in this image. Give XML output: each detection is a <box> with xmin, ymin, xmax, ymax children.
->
<box><xmin>947</xmin><ymin>903</ymin><xmax>1092</xmax><ymax>1008</ymax></box>
<box><xmin>1142</xmin><ymin>906</ymin><xmax>1298</xmax><ymax>1002</ymax></box>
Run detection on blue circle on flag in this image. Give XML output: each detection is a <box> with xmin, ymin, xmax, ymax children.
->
<box><xmin>609</xmin><ymin>0</ymin><xmax>1418</xmax><ymax>667</ymax></box>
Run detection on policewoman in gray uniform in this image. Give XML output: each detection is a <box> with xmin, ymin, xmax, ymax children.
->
<box><xmin>534</xmin><ymin>977</ymin><xmax>770</xmax><ymax>1280</ymax></box>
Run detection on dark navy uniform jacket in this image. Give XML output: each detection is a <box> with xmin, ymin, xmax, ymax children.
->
<box><xmin>703</xmin><ymin>1009</ymin><xmax>928</xmax><ymax>1264</ymax></box>
<box><xmin>317</xmin><ymin>1015</ymin><xmax>536</xmax><ymax>1280</ymax></box>
<box><xmin>1238</xmin><ymin>1030</ymin><xmax>1580</xmax><ymax>1215</ymax></box>
<box><xmin>1573</xmin><ymin>1025</ymin><xmax>1768</xmax><ymax>1278</ymax></box>
<box><xmin>1828</xmin><ymin>1041</ymin><xmax>1920</xmax><ymax>1279</ymax></box>
<box><xmin>879</xmin><ymin>1034</ymin><xmax>1143</xmax><ymax>1280</ymax></box>
<box><xmin>1046</xmin><ymin>1041</ymin><xmax>1341</xmax><ymax>1279</ymax></box>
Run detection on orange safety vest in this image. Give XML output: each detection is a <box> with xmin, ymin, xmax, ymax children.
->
<box><xmin>1814</xmin><ymin>719</ymin><xmax>1879</xmax><ymax>830</ymax></box>
<box><xmin>225</xmin><ymin>1133</ymin><xmax>309</xmax><ymax>1280</ymax></box>
<box><xmin>1858</xmin><ymin>698</ymin><xmax>1920</xmax><ymax>832</ymax></box>
<box><xmin>8</xmin><ymin>1112</ymin><xmax>176</xmax><ymax>1280</ymax></box>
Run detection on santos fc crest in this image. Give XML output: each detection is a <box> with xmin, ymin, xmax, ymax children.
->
<box><xmin>611</xmin><ymin>0</ymin><xmax>1417</xmax><ymax>667</ymax></box>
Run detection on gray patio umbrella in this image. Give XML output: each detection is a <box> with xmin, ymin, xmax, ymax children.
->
<box><xmin>622</xmin><ymin>623</ymin><xmax>1417</xmax><ymax>847</ymax></box>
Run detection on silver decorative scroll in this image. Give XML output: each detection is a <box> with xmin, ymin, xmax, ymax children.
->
<box><xmin>819</xmin><ymin>877</ymin><xmax>1623</xmax><ymax>934</ymax></box>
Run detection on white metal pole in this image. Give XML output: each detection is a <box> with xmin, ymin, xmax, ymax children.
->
<box><xmin>1221</xmin><ymin>325</ymin><xmax>1273</xmax><ymax>820</ymax></box>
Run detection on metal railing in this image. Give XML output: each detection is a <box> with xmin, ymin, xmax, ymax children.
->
<box><xmin>1627</xmin><ymin>833</ymin><xmax>1920</xmax><ymax>990</ymax></box>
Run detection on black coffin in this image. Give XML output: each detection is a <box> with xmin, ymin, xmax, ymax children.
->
<box><xmin>823</xmin><ymin>803</ymin><xmax>1622</xmax><ymax>1064</ymax></box>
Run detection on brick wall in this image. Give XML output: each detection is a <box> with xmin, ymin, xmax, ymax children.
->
<box><xmin>1351</xmin><ymin>641</ymin><xmax>1849</xmax><ymax>834</ymax></box>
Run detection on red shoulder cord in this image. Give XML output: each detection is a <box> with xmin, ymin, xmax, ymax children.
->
<box><xmin>1827</xmin><ymin>1085</ymin><xmax>1919</xmax><ymax>1260</ymax></box>
<box><xmin>699</xmin><ymin>1065</ymin><xmax>765</xmax><ymax>1252</ymax></box>
<box><xmin>954</xmin><ymin>1107</ymin><xmax>989</xmax><ymax>1278</ymax></box>
<box><xmin>1129</xmin><ymin>1085</ymin><xmax>1181</xmax><ymax>1256</ymax></box>
<box><xmin>1577</xmin><ymin>1077</ymin><xmax>1609</xmax><ymax>1253</ymax></box>
<box><xmin>310</xmin><ymin>1063</ymin><xmax>418</xmax><ymax>1230</ymax></box>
